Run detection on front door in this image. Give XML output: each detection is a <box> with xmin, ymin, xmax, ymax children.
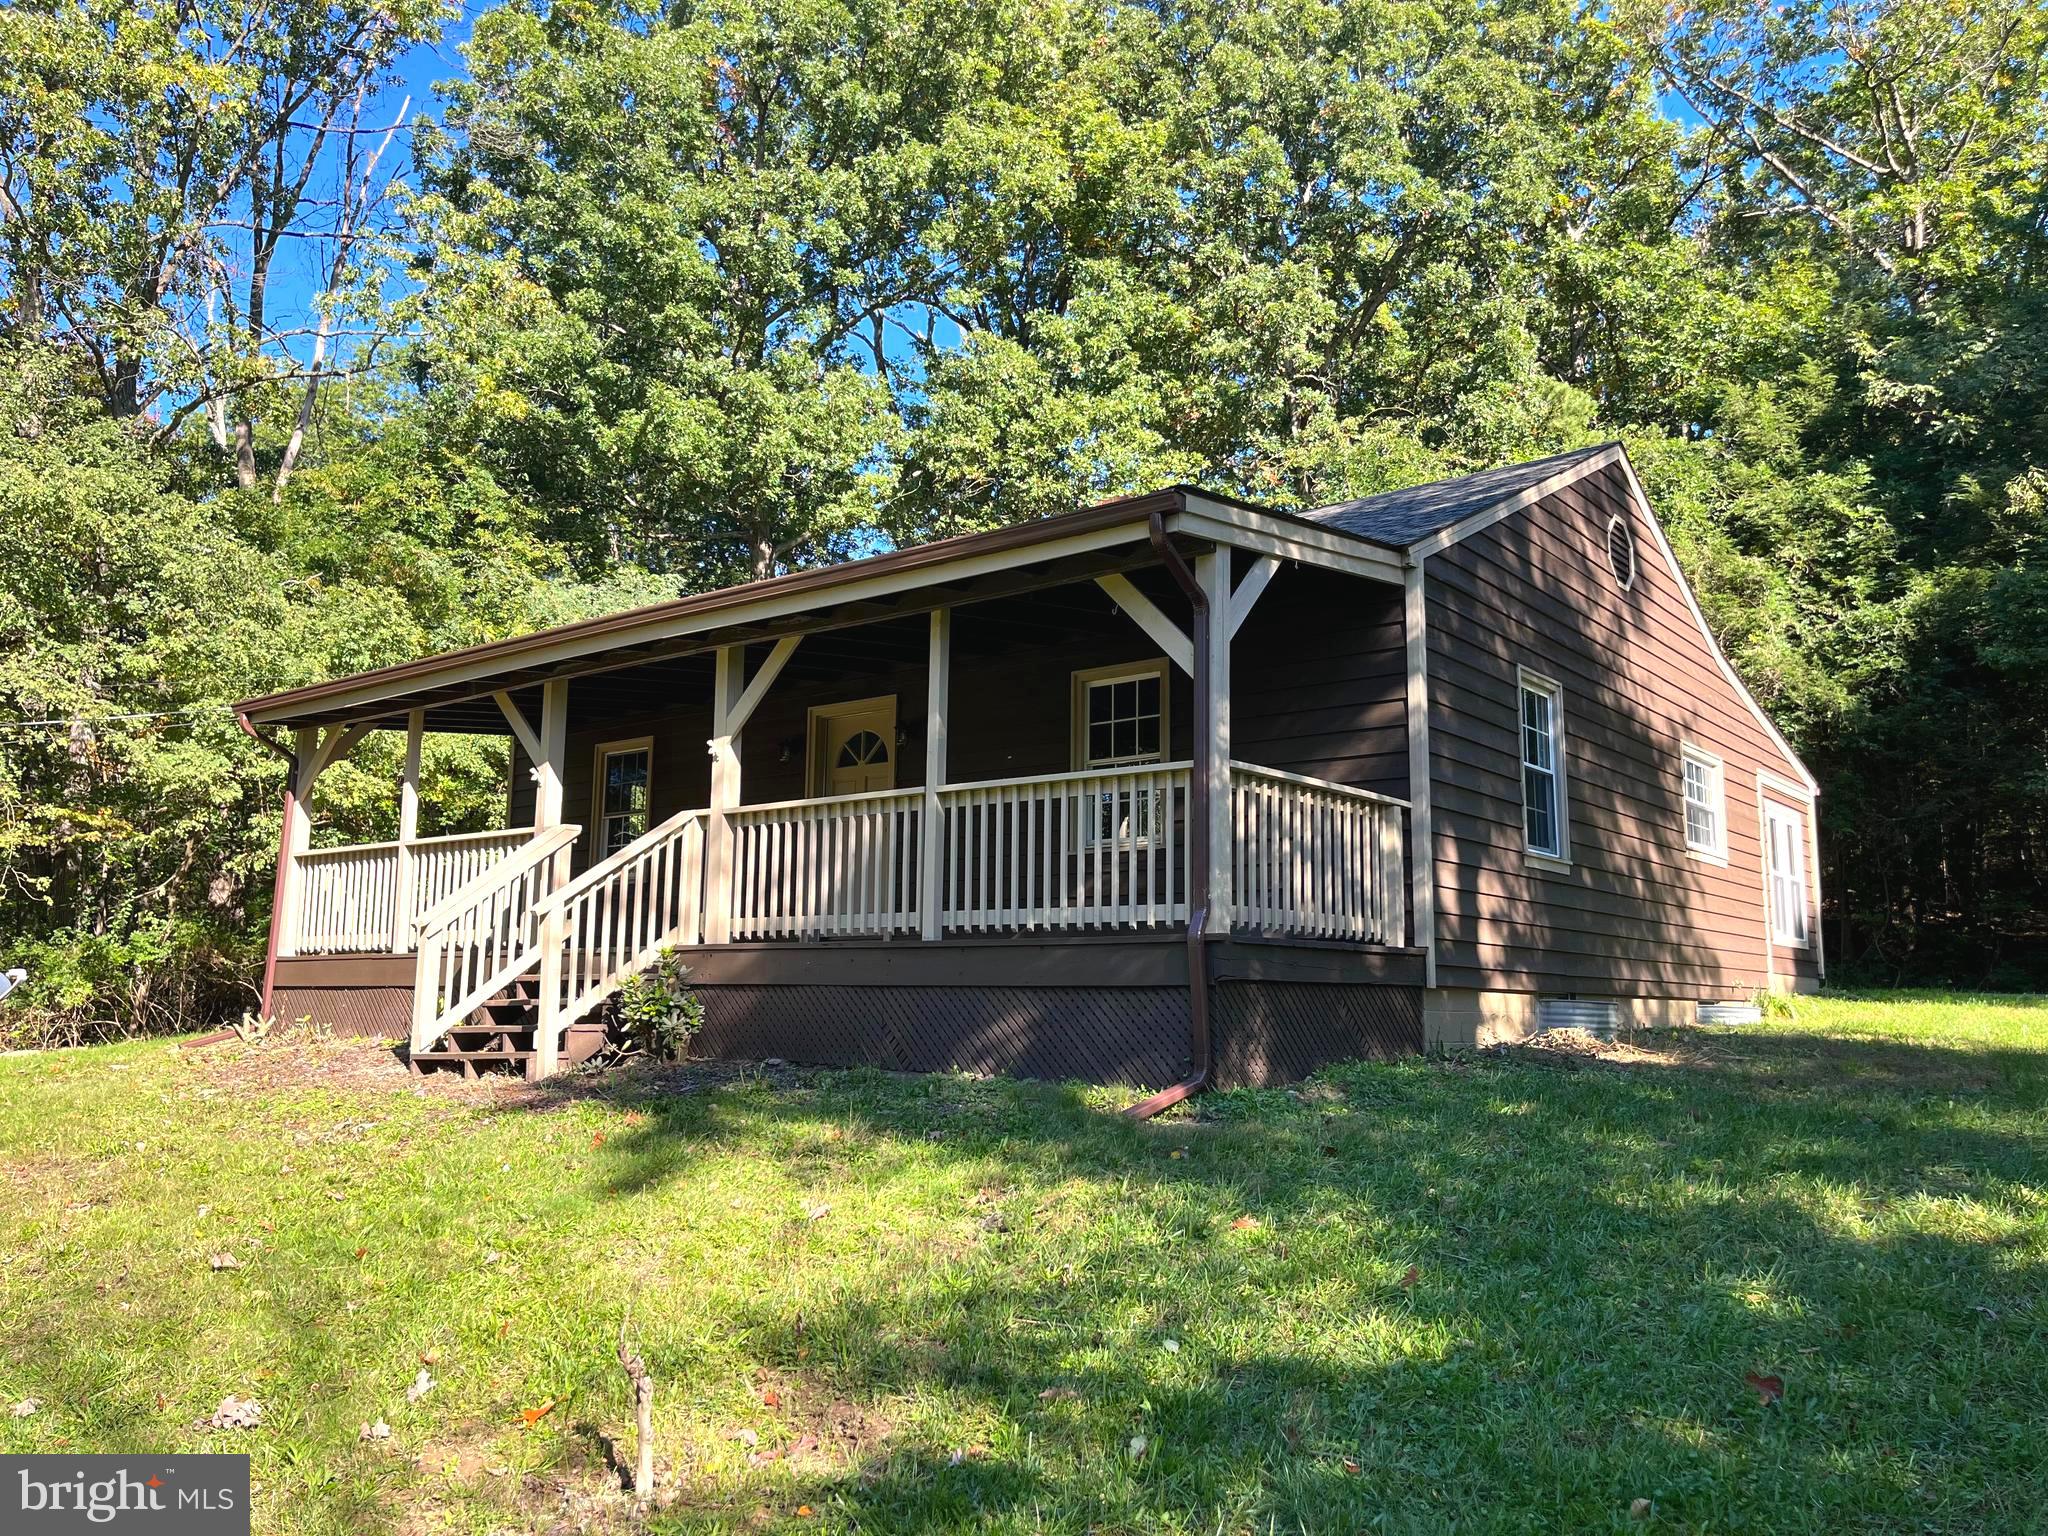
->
<box><xmin>810</xmin><ymin>696</ymin><xmax>897</xmax><ymax>796</ymax></box>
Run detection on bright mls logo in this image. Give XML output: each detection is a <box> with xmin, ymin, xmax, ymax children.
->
<box><xmin>5</xmin><ymin>1455</ymin><xmax>249</xmax><ymax>1533</ymax></box>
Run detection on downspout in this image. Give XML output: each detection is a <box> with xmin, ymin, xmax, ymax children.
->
<box><xmin>1123</xmin><ymin>513</ymin><xmax>1213</xmax><ymax>1120</ymax></box>
<box><xmin>238</xmin><ymin>712</ymin><xmax>298</xmax><ymax>1022</ymax></box>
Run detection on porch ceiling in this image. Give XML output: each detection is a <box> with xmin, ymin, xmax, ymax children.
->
<box><xmin>239</xmin><ymin>486</ymin><xmax>1406</xmax><ymax>734</ymax></box>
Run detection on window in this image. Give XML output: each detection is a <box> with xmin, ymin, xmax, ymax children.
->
<box><xmin>1766</xmin><ymin>801</ymin><xmax>1809</xmax><ymax>946</ymax></box>
<box><xmin>594</xmin><ymin>740</ymin><xmax>652</xmax><ymax>857</ymax></box>
<box><xmin>1072</xmin><ymin>661</ymin><xmax>1168</xmax><ymax>843</ymax></box>
<box><xmin>1605</xmin><ymin>513</ymin><xmax>1637</xmax><ymax>590</ymax></box>
<box><xmin>1682</xmin><ymin>744</ymin><xmax>1726</xmax><ymax>859</ymax></box>
<box><xmin>1519</xmin><ymin>670</ymin><xmax>1567</xmax><ymax>860</ymax></box>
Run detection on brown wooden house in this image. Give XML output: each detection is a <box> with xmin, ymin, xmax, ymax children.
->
<box><xmin>237</xmin><ymin>444</ymin><xmax>1822</xmax><ymax>1099</ymax></box>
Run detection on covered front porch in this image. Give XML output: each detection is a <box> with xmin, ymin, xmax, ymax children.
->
<box><xmin>245</xmin><ymin>489</ymin><xmax>1423</xmax><ymax>1084</ymax></box>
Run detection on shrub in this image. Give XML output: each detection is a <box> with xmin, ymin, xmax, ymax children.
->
<box><xmin>611</xmin><ymin>949</ymin><xmax>703</xmax><ymax>1060</ymax></box>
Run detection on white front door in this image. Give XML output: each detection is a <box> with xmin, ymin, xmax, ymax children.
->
<box><xmin>810</xmin><ymin>696</ymin><xmax>897</xmax><ymax>797</ymax></box>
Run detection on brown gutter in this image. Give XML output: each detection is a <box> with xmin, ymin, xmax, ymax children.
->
<box><xmin>236</xmin><ymin>492</ymin><xmax>1186</xmax><ymax>725</ymax></box>
<box><xmin>238</xmin><ymin>712</ymin><xmax>297</xmax><ymax>1022</ymax></box>
<box><xmin>1123</xmin><ymin>514</ymin><xmax>1213</xmax><ymax>1120</ymax></box>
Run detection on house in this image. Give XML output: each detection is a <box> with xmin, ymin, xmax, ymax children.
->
<box><xmin>236</xmin><ymin>443</ymin><xmax>1822</xmax><ymax>1104</ymax></box>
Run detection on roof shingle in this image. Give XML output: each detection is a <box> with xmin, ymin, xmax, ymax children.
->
<box><xmin>1300</xmin><ymin>444</ymin><xmax>1617</xmax><ymax>548</ymax></box>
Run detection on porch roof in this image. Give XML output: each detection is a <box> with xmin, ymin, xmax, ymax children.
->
<box><xmin>237</xmin><ymin>484</ymin><xmax>1408</xmax><ymax>732</ymax></box>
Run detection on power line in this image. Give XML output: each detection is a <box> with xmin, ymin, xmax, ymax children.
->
<box><xmin>0</xmin><ymin>706</ymin><xmax>239</xmax><ymax>732</ymax></box>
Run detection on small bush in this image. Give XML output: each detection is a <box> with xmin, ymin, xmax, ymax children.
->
<box><xmin>611</xmin><ymin>949</ymin><xmax>703</xmax><ymax>1060</ymax></box>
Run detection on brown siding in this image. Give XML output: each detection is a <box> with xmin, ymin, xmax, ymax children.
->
<box><xmin>1423</xmin><ymin>461</ymin><xmax>1820</xmax><ymax>999</ymax></box>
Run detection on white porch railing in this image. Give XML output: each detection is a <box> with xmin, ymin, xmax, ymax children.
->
<box><xmin>294</xmin><ymin>841</ymin><xmax>399</xmax><ymax>955</ymax></box>
<box><xmin>410</xmin><ymin>824</ymin><xmax>579</xmax><ymax>1052</ymax></box>
<box><xmin>540</xmin><ymin>808</ymin><xmax>707</xmax><ymax>1025</ymax></box>
<box><xmin>292</xmin><ymin>828</ymin><xmax>531</xmax><ymax>955</ymax></box>
<box><xmin>728</xmin><ymin>788</ymin><xmax>924</xmax><ymax>939</ymax></box>
<box><xmin>937</xmin><ymin>763</ymin><xmax>1192</xmax><ymax>932</ymax></box>
<box><xmin>1228</xmin><ymin>761</ymin><xmax>1407</xmax><ymax>943</ymax></box>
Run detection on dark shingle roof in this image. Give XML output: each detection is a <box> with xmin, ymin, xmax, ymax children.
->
<box><xmin>1300</xmin><ymin>444</ymin><xmax>1617</xmax><ymax>548</ymax></box>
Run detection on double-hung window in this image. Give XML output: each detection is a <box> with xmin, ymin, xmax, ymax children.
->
<box><xmin>1682</xmin><ymin>744</ymin><xmax>1727</xmax><ymax>860</ymax></box>
<box><xmin>1072</xmin><ymin>662</ymin><xmax>1167</xmax><ymax>844</ymax></box>
<box><xmin>1519</xmin><ymin>670</ymin><xmax>1567</xmax><ymax>861</ymax></box>
<box><xmin>1766</xmin><ymin>801</ymin><xmax>1810</xmax><ymax>946</ymax></box>
<box><xmin>594</xmin><ymin>740</ymin><xmax>652</xmax><ymax>857</ymax></box>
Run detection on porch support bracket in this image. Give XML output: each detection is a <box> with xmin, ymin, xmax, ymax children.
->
<box><xmin>1094</xmin><ymin>573</ymin><xmax>1195</xmax><ymax>675</ymax></box>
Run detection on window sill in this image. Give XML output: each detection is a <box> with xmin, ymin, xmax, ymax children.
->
<box><xmin>1686</xmin><ymin>846</ymin><xmax>1730</xmax><ymax>868</ymax></box>
<box><xmin>1524</xmin><ymin>851</ymin><xmax>1573</xmax><ymax>876</ymax></box>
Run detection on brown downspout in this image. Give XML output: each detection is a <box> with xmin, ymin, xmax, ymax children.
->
<box><xmin>238</xmin><ymin>713</ymin><xmax>298</xmax><ymax>1022</ymax></box>
<box><xmin>1124</xmin><ymin>514</ymin><xmax>1213</xmax><ymax>1120</ymax></box>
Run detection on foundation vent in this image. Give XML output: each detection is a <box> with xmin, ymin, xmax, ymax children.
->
<box><xmin>1696</xmin><ymin>1001</ymin><xmax>1763</xmax><ymax>1026</ymax></box>
<box><xmin>1537</xmin><ymin>998</ymin><xmax>1618</xmax><ymax>1037</ymax></box>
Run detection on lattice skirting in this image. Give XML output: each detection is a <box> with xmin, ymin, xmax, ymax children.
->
<box><xmin>1210</xmin><ymin>979</ymin><xmax>1421</xmax><ymax>1088</ymax></box>
<box><xmin>695</xmin><ymin>979</ymin><xmax>1422</xmax><ymax>1089</ymax></box>
<box><xmin>695</xmin><ymin>985</ymin><xmax>1190</xmax><ymax>1087</ymax></box>
<box><xmin>268</xmin><ymin>975</ymin><xmax>1424</xmax><ymax>1086</ymax></box>
<box><xmin>271</xmin><ymin>985</ymin><xmax>411</xmax><ymax>1039</ymax></box>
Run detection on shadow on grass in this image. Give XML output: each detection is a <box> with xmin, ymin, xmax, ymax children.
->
<box><xmin>482</xmin><ymin>1022</ymin><xmax>2048</xmax><ymax>1531</ymax></box>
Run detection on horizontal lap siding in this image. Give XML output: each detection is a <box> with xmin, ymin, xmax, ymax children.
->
<box><xmin>1425</xmin><ymin>463</ymin><xmax>1819</xmax><ymax>998</ymax></box>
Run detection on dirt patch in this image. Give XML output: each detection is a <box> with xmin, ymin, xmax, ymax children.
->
<box><xmin>1499</xmin><ymin>1027</ymin><xmax>1700</xmax><ymax>1070</ymax></box>
<box><xmin>174</xmin><ymin>1034</ymin><xmax>819</xmax><ymax>1109</ymax></box>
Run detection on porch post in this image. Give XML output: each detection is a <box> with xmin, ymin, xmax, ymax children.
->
<box><xmin>274</xmin><ymin>726</ymin><xmax>319</xmax><ymax>960</ymax></box>
<box><xmin>702</xmin><ymin>644</ymin><xmax>744</xmax><ymax>944</ymax></box>
<box><xmin>1196</xmin><ymin>551</ymin><xmax>1233</xmax><ymax>932</ymax></box>
<box><xmin>534</xmin><ymin>677</ymin><xmax>570</xmax><ymax>1079</ymax></box>
<box><xmin>391</xmin><ymin>708</ymin><xmax>423</xmax><ymax>953</ymax></box>
<box><xmin>533</xmin><ymin>678</ymin><xmax>569</xmax><ymax>830</ymax></box>
<box><xmin>920</xmin><ymin>608</ymin><xmax>951</xmax><ymax>940</ymax></box>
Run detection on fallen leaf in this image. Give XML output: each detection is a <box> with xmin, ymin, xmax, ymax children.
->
<box><xmin>208</xmin><ymin>1252</ymin><xmax>241</xmax><ymax>1271</ymax></box>
<box><xmin>10</xmin><ymin>1399</ymin><xmax>37</xmax><ymax>1418</ymax></box>
<box><xmin>1743</xmin><ymin>1370</ymin><xmax>1784</xmax><ymax>1405</ymax></box>
<box><xmin>420</xmin><ymin>1349</ymin><xmax>442</xmax><ymax>1366</ymax></box>
<box><xmin>359</xmin><ymin>1419</ymin><xmax>392</xmax><ymax>1441</ymax></box>
<box><xmin>1399</xmin><ymin>1265</ymin><xmax>1420</xmax><ymax>1290</ymax></box>
<box><xmin>1168</xmin><ymin>1148</ymin><xmax>1186</xmax><ymax>1160</ymax></box>
<box><xmin>210</xmin><ymin>1395</ymin><xmax>262</xmax><ymax>1431</ymax></box>
<box><xmin>1128</xmin><ymin>1434</ymin><xmax>1148</xmax><ymax>1460</ymax></box>
<box><xmin>497</xmin><ymin>1319</ymin><xmax>511</xmax><ymax>1340</ymax></box>
<box><xmin>1037</xmin><ymin>1386</ymin><xmax>1080</xmax><ymax>1403</ymax></box>
<box><xmin>519</xmin><ymin>1399</ymin><xmax>556</xmax><ymax>1428</ymax></box>
<box><xmin>734</xmin><ymin>1427</ymin><xmax>759</xmax><ymax>1447</ymax></box>
<box><xmin>795</xmin><ymin>1506</ymin><xmax>815</xmax><ymax>1519</ymax></box>
<box><xmin>761</xmin><ymin>1389</ymin><xmax>782</xmax><ymax>1408</ymax></box>
<box><xmin>1230</xmin><ymin>1216</ymin><xmax>1259</xmax><ymax>1231</ymax></box>
<box><xmin>1341</xmin><ymin>1457</ymin><xmax>1361</xmax><ymax>1475</ymax></box>
<box><xmin>791</xmin><ymin>1432</ymin><xmax>819</xmax><ymax>1455</ymax></box>
<box><xmin>1630</xmin><ymin>1497</ymin><xmax>1653</xmax><ymax>1520</ymax></box>
<box><xmin>590</xmin><ymin>1133</ymin><xmax>605</xmax><ymax>1148</ymax></box>
<box><xmin>406</xmin><ymin>1369</ymin><xmax>435</xmax><ymax>1403</ymax></box>
<box><xmin>353</xmin><ymin>1247</ymin><xmax>368</xmax><ymax>1261</ymax></box>
<box><xmin>1161</xmin><ymin>1338</ymin><xmax>1180</xmax><ymax>1354</ymax></box>
<box><xmin>805</xmin><ymin>1203</ymin><xmax>831</xmax><ymax>1221</ymax></box>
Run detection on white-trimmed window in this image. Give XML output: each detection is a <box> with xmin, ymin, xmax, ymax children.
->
<box><xmin>1682</xmin><ymin>744</ymin><xmax>1726</xmax><ymax>860</ymax></box>
<box><xmin>1072</xmin><ymin>661</ymin><xmax>1168</xmax><ymax>843</ymax></box>
<box><xmin>593</xmin><ymin>738</ymin><xmax>652</xmax><ymax>857</ymax></box>
<box><xmin>1518</xmin><ymin>669</ymin><xmax>1568</xmax><ymax>861</ymax></box>
<box><xmin>1765</xmin><ymin>801</ymin><xmax>1809</xmax><ymax>946</ymax></box>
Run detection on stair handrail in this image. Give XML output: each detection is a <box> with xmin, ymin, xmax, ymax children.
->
<box><xmin>410</xmin><ymin>823</ymin><xmax>582</xmax><ymax>1054</ymax></box>
<box><xmin>532</xmin><ymin>806</ymin><xmax>705</xmax><ymax>919</ymax></box>
<box><xmin>533</xmin><ymin>807</ymin><xmax>710</xmax><ymax>1061</ymax></box>
<box><xmin>413</xmin><ymin>823</ymin><xmax>581</xmax><ymax>939</ymax></box>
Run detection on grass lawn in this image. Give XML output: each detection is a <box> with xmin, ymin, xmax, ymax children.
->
<box><xmin>4</xmin><ymin>992</ymin><xmax>2046</xmax><ymax>1534</ymax></box>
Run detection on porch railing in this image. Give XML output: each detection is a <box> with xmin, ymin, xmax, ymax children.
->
<box><xmin>728</xmin><ymin>788</ymin><xmax>924</xmax><ymax>939</ymax></box>
<box><xmin>292</xmin><ymin>828</ymin><xmax>531</xmax><ymax>955</ymax></box>
<box><xmin>937</xmin><ymin>763</ymin><xmax>1192</xmax><ymax>932</ymax></box>
<box><xmin>540</xmin><ymin>808</ymin><xmax>708</xmax><ymax>1024</ymax></box>
<box><xmin>1228</xmin><ymin>761</ymin><xmax>1407</xmax><ymax>944</ymax></box>
<box><xmin>409</xmin><ymin>824</ymin><xmax>579</xmax><ymax>1052</ymax></box>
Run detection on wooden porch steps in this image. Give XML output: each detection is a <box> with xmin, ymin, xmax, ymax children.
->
<box><xmin>406</xmin><ymin>977</ymin><xmax>610</xmax><ymax>1079</ymax></box>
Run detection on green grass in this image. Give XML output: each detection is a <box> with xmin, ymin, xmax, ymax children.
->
<box><xmin>4</xmin><ymin>992</ymin><xmax>2047</xmax><ymax>1533</ymax></box>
